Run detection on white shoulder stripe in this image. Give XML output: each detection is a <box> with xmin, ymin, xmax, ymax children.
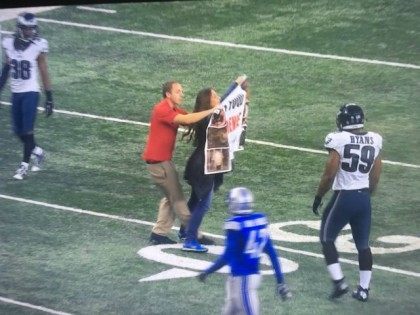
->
<box><xmin>243</xmin><ymin>217</ymin><xmax>267</xmax><ymax>228</ymax></box>
<box><xmin>224</xmin><ymin>221</ymin><xmax>241</xmax><ymax>231</ymax></box>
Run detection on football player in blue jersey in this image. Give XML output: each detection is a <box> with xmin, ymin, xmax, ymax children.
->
<box><xmin>312</xmin><ymin>103</ymin><xmax>383</xmax><ymax>302</ymax></box>
<box><xmin>0</xmin><ymin>12</ymin><xmax>54</xmax><ymax>180</ymax></box>
<box><xmin>198</xmin><ymin>187</ymin><xmax>291</xmax><ymax>315</ymax></box>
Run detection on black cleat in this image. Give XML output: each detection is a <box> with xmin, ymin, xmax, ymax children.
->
<box><xmin>178</xmin><ymin>231</ymin><xmax>186</xmax><ymax>242</ymax></box>
<box><xmin>352</xmin><ymin>285</ymin><xmax>369</xmax><ymax>302</ymax></box>
<box><xmin>329</xmin><ymin>278</ymin><xmax>349</xmax><ymax>299</ymax></box>
<box><xmin>149</xmin><ymin>232</ymin><xmax>177</xmax><ymax>245</ymax></box>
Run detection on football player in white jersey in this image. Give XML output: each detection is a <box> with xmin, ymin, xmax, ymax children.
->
<box><xmin>0</xmin><ymin>12</ymin><xmax>54</xmax><ymax>180</ymax></box>
<box><xmin>312</xmin><ymin>103</ymin><xmax>382</xmax><ymax>302</ymax></box>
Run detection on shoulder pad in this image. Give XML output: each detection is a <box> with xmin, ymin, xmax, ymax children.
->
<box><xmin>324</xmin><ymin>131</ymin><xmax>346</xmax><ymax>150</ymax></box>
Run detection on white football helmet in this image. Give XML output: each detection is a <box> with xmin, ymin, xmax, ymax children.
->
<box><xmin>226</xmin><ymin>187</ymin><xmax>254</xmax><ymax>215</ymax></box>
<box><xmin>16</xmin><ymin>12</ymin><xmax>38</xmax><ymax>42</ymax></box>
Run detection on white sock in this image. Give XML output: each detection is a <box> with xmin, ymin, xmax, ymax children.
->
<box><xmin>32</xmin><ymin>146</ymin><xmax>43</xmax><ymax>155</ymax></box>
<box><xmin>21</xmin><ymin>162</ymin><xmax>29</xmax><ymax>169</ymax></box>
<box><xmin>359</xmin><ymin>270</ymin><xmax>372</xmax><ymax>289</ymax></box>
<box><xmin>327</xmin><ymin>263</ymin><xmax>344</xmax><ymax>281</ymax></box>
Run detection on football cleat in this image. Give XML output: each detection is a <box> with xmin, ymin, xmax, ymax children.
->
<box><xmin>182</xmin><ymin>240</ymin><xmax>208</xmax><ymax>253</ymax></box>
<box><xmin>352</xmin><ymin>285</ymin><xmax>369</xmax><ymax>302</ymax></box>
<box><xmin>13</xmin><ymin>163</ymin><xmax>28</xmax><ymax>180</ymax></box>
<box><xmin>178</xmin><ymin>226</ymin><xmax>186</xmax><ymax>241</ymax></box>
<box><xmin>31</xmin><ymin>151</ymin><xmax>45</xmax><ymax>172</ymax></box>
<box><xmin>329</xmin><ymin>278</ymin><xmax>349</xmax><ymax>299</ymax></box>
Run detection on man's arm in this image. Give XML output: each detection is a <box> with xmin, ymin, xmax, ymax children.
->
<box><xmin>173</xmin><ymin>107</ymin><xmax>216</xmax><ymax>126</ymax></box>
<box><xmin>264</xmin><ymin>237</ymin><xmax>284</xmax><ymax>284</ymax></box>
<box><xmin>316</xmin><ymin>149</ymin><xmax>341</xmax><ymax>198</ymax></box>
<box><xmin>264</xmin><ymin>237</ymin><xmax>292</xmax><ymax>300</ymax></box>
<box><xmin>0</xmin><ymin>56</ymin><xmax>10</xmax><ymax>92</ymax></box>
<box><xmin>37</xmin><ymin>53</ymin><xmax>54</xmax><ymax>116</ymax></box>
<box><xmin>312</xmin><ymin>149</ymin><xmax>340</xmax><ymax>215</ymax></box>
<box><xmin>198</xmin><ymin>229</ymin><xmax>236</xmax><ymax>282</ymax></box>
<box><xmin>37</xmin><ymin>53</ymin><xmax>51</xmax><ymax>91</ymax></box>
<box><xmin>369</xmin><ymin>154</ymin><xmax>382</xmax><ymax>194</ymax></box>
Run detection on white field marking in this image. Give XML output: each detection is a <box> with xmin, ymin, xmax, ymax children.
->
<box><xmin>0</xmin><ymin>7</ymin><xmax>61</xmax><ymax>22</ymax></box>
<box><xmin>0</xmin><ymin>194</ymin><xmax>154</xmax><ymax>227</ymax></box>
<box><xmin>0</xmin><ymin>296</ymin><xmax>72</xmax><ymax>315</ymax></box>
<box><xmin>1</xmin><ymin>100</ymin><xmax>418</xmax><ymax>169</ymax></box>
<box><xmin>31</xmin><ymin>17</ymin><xmax>420</xmax><ymax>70</ymax></box>
<box><xmin>1</xmin><ymin>193</ymin><xmax>420</xmax><ymax>278</ymax></box>
<box><xmin>76</xmin><ymin>6</ymin><xmax>117</xmax><ymax>14</ymax></box>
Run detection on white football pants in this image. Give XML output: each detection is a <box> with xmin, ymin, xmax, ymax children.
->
<box><xmin>222</xmin><ymin>274</ymin><xmax>261</xmax><ymax>315</ymax></box>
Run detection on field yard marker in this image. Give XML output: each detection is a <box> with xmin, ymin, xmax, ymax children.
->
<box><xmin>1</xmin><ymin>193</ymin><xmax>419</xmax><ymax>278</ymax></box>
<box><xmin>76</xmin><ymin>6</ymin><xmax>117</xmax><ymax>14</ymax></box>
<box><xmin>31</xmin><ymin>17</ymin><xmax>420</xmax><ymax>70</ymax></box>
<box><xmin>0</xmin><ymin>193</ymin><xmax>154</xmax><ymax>226</ymax></box>
<box><xmin>1</xmin><ymin>101</ymin><xmax>418</xmax><ymax>168</ymax></box>
<box><xmin>0</xmin><ymin>296</ymin><xmax>72</xmax><ymax>315</ymax></box>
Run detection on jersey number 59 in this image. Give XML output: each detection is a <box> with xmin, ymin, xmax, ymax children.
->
<box><xmin>342</xmin><ymin>144</ymin><xmax>375</xmax><ymax>174</ymax></box>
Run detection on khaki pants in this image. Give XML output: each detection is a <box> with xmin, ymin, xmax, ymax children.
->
<box><xmin>147</xmin><ymin>161</ymin><xmax>191</xmax><ymax>236</ymax></box>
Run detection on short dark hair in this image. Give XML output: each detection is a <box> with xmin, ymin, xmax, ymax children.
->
<box><xmin>162</xmin><ymin>81</ymin><xmax>178</xmax><ymax>98</ymax></box>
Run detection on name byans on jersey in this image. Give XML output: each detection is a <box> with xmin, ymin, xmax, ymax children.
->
<box><xmin>350</xmin><ymin>135</ymin><xmax>375</xmax><ymax>145</ymax></box>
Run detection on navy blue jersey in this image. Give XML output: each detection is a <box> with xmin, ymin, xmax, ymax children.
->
<box><xmin>205</xmin><ymin>212</ymin><xmax>284</xmax><ymax>283</ymax></box>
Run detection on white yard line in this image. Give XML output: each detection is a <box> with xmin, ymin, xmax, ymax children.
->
<box><xmin>76</xmin><ymin>6</ymin><xmax>116</xmax><ymax>14</ymax></box>
<box><xmin>31</xmin><ymin>17</ymin><xmax>420</xmax><ymax>70</ymax></box>
<box><xmin>0</xmin><ymin>297</ymin><xmax>72</xmax><ymax>315</ymax></box>
<box><xmin>1</xmin><ymin>101</ymin><xmax>418</xmax><ymax>169</ymax></box>
<box><xmin>0</xmin><ymin>7</ymin><xmax>61</xmax><ymax>22</ymax></box>
<box><xmin>1</xmin><ymin>193</ymin><xmax>419</xmax><ymax>278</ymax></box>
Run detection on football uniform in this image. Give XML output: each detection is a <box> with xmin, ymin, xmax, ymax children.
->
<box><xmin>320</xmin><ymin>130</ymin><xmax>382</xmax><ymax>249</ymax></box>
<box><xmin>2</xmin><ymin>36</ymin><xmax>48</xmax><ymax>135</ymax></box>
<box><xmin>204</xmin><ymin>212</ymin><xmax>284</xmax><ymax>315</ymax></box>
<box><xmin>2</xmin><ymin>36</ymin><xmax>48</xmax><ymax>93</ymax></box>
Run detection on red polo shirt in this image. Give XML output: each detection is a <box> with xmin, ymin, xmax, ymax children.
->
<box><xmin>142</xmin><ymin>98</ymin><xmax>187</xmax><ymax>162</ymax></box>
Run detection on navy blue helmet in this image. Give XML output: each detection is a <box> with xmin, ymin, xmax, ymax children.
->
<box><xmin>336</xmin><ymin>103</ymin><xmax>365</xmax><ymax>131</ymax></box>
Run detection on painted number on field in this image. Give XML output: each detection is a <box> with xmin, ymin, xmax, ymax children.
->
<box><xmin>269</xmin><ymin>220</ymin><xmax>420</xmax><ymax>254</ymax></box>
<box><xmin>137</xmin><ymin>244</ymin><xmax>299</xmax><ymax>282</ymax></box>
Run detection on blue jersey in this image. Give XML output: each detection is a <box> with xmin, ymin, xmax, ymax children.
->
<box><xmin>205</xmin><ymin>212</ymin><xmax>284</xmax><ymax>283</ymax></box>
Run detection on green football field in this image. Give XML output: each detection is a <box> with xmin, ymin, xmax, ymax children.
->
<box><xmin>0</xmin><ymin>1</ymin><xmax>419</xmax><ymax>314</ymax></box>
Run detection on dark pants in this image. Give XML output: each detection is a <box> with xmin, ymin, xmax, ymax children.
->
<box><xmin>320</xmin><ymin>189</ymin><xmax>371</xmax><ymax>251</ymax></box>
<box><xmin>11</xmin><ymin>91</ymin><xmax>39</xmax><ymax>135</ymax></box>
<box><xmin>185</xmin><ymin>186</ymin><xmax>213</xmax><ymax>242</ymax></box>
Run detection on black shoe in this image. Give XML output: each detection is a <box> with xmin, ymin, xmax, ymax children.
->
<box><xmin>352</xmin><ymin>285</ymin><xmax>369</xmax><ymax>302</ymax></box>
<box><xmin>178</xmin><ymin>231</ymin><xmax>186</xmax><ymax>242</ymax></box>
<box><xmin>329</xmin><ymin>278</ymin><xmax>349</xmax><ymax>299</ymax></box>
<box><xmin>149</xmin><ymin>232</ymin><xmax>177</xmax><ymax>245</ymax></box>
<box><xmin>198</xmin><ymin>235</ymin><xmax>215</xmax><ymax>245</ymax></box>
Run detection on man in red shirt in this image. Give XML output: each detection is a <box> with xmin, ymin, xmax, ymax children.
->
<box><xmin>143</xmin><ymin>81</ymin><xmax>217</xmax><ymax>244</ymax></box>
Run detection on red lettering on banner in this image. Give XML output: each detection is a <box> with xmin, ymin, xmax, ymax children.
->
<box><xmin>227</xmin><ymin>115</ymin><xmax>240</xmax><ymax>132</ymax></box>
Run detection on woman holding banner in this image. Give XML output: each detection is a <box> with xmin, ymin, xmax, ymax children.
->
<box><xmin>181</xmin><ymin>75</ymin><xmax>248</xmax><ymax>252</ymax></box>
